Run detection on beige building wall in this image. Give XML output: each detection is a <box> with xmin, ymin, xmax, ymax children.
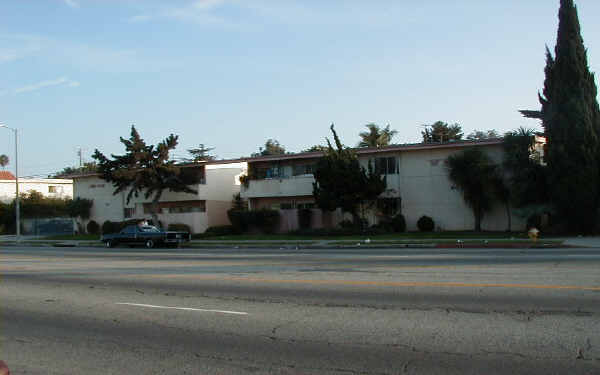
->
<box><xmin>242</xmin><ymin>143</ymin><xmax>525</xmax><ymax>232</ymax></box>
<box><xmin>72</xmin><ymin>162</ymin><xmax>247</xmax><ymax>233</ymax></box>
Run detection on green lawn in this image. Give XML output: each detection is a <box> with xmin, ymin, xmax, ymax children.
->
<box><xmin>42</xmin><ymin>231</ymin><xmax>536</xmax><ymax>242</ymax></box>
<box><xmin>194</xmin><ymin>231</ymin><xmax>531</xmax><ymax>241</ymax></box>
<box><xmin>43</xmin><ymin>234</ymin><xmax>100</xmax><ymax>241</ymax></box>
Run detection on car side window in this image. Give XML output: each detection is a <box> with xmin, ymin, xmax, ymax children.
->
<box><xmin>123</xmin><ymin>226</ymin><xmax>136</xmax><ymax>234</ymax></box>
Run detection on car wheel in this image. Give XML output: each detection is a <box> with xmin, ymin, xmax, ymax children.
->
<box><xmin>145</xmin><ymin>239</ymin><xmax>154</xmax><ymax>248</ymax></box>
<box><xmin>106</xmin><ymin>240</ymin><xmax>116</xmax><ymax>248</ymax></box>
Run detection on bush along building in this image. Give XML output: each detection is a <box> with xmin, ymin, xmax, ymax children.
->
<box><xmin>71</xmin><ymin>159</ymin><xmax>247</xmax><ymax>234</ymax></box>
<box><xmin>240</xmin><ymin>138</ymin><xmax>538</xmax><ymax>233</ymax></box>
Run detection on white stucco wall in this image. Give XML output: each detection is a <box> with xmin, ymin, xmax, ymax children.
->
<box><xmin>0</xmin><ymin>178</ymin><xmax>73</xmax><ymax>203</ymax></box>
<box><xmin>72</xmin><ymin>162</ymin><xmax>247</xmax><ymax>233</ymax></box>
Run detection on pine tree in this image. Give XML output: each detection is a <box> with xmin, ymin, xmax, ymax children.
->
<box><xmin>93</xmin><ymin>126</ymin><xmax>199</xmax><ymax>227</ymax></box>
<box><xmin>539</xmin><ymin>0</ymin><xmax>600</xmax><ymax>232</ymax></box>
<box><xmin>313</xmin><ymin>124</ymin><xmax>386</xmax><ymax>227</ymax></box>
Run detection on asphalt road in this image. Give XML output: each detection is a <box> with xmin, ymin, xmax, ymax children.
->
<box><xmin>1</xmin><ymin>245</ymin><xmax>599</xmax><ymax>374</ymax></box>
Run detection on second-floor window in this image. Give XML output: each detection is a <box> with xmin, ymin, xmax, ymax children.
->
<box><xmin>293</xmin><ymin>164</ymin><xmax>315</xmax><ymax>176</ymax></box>
<box><xmin>255</xmin><ymin>166</ymin><xmax>285</xmax><ymax>179</ymax></box>
<box><xmin>374</xmin><ymin>157</ymin><xmax>398</xmax><ymax>175</ymax></box>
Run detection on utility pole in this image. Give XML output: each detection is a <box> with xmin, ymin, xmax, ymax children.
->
<box><xmin>0</xmin><ymin>123</ymin><xmax>20</xmax><ymax>242</ymax></box>
<box><xmin>77</xmin><ymin>147</ymin><xmax>83</xmax><ymax>167</ymax></box>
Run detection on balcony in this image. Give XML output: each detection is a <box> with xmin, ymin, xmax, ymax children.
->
<box><xmin>241</xmin><ymin>175</ymin><xmax>315</xmax><ymax>198</ymax></box>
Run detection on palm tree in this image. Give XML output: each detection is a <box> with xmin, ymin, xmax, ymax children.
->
<box><xmin>491</xmin><ymin>173</ymin><xmax>512</xmax><ymax>232</ymax></box>
<box><xmin>0</xmin><ymin>154</ymin><xmax>8</xmax><ymax>169</ymax></box>
<box><xmin>358</xmin><ymin>123</ymin><xmax>397</xmax><ymax>148</ymax></box>
<box><xmin>447</xmin><ymin>148</ymin><xmax>498</xmax><ymax>231</ymax></box>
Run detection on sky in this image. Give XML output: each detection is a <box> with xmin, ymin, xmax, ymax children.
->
<box><xmin>1</xmin><ymin>0</ymin><xmax>600</xmax><ymax>177</ymax></box>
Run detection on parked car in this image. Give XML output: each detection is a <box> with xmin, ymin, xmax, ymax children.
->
<box><xmin>101</xmin><ymin>225</ymin><xmax>191</xmax><ymax>248</ymax></box>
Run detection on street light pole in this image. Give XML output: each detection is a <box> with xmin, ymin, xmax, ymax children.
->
<box><xmin>0</xmin><ymin>124</ymin><xmax>19</xmax><ymax>242</ymax></box>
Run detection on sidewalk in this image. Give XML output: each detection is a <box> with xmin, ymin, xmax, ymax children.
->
<box><xmin>561</xmin><ymin>236</ymin><xmax>600</xmax><ymax>248</ymax></box>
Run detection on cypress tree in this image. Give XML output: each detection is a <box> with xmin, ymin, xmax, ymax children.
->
<box><xmin>537</xmin><ymin>0</ymin><xmax>600</xmax><ymax>232</ymax></box>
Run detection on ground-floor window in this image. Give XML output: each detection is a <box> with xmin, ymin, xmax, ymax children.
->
<box><xmin>124</xmin><ymin>207</ymin><xmax>135</xmax><ymax>218</ymax></box>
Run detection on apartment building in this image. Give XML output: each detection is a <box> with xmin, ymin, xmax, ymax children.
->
<box><xmin>72</xmin><ymin>160</ymin><xmax>247</xmax><ymax>233</ymax></box>
<box><xmin>0</xmin><ymin>171</ymin><xmax>73</xmax><ymax>203</ymax></box>
<box><xmin>240</xmin><ymin>139</ymin><xmax>526</xmax><ymax>232</ymax></box>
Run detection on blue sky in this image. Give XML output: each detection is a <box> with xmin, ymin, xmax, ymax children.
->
<box><xmin>1</xmin><ymin>0</ymin><xmax>599</xmax><ymax>177</ymax></box>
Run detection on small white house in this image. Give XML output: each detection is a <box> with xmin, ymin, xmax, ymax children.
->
<box><xmin>0</xmin><ymin>171</ymin><xmax>73</xmax><ymax>203</ymax></box>
<box><xmin>72</xmin><ymin>159</ymin><xmax>247</xmax><ymax>233</ymax></box>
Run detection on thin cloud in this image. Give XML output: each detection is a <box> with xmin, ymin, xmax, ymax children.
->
<box><xmin>0</xmin><ymin>33</ymin><xmax>181</xmax><ymax>73</ymax></box>
<box><xmin>13</xmin><ymin>77</ymin><xmax>79</xmax><ymax>94</ymax></box>
<box><xmin>129</xmin><ymin>0</ymin><xmax>230</xmax><ymax>26</ymax></box>
<box><xmin>63</xmin><ymin>0</ymin><xmax>80</xmax><ymax>8</ymax></box>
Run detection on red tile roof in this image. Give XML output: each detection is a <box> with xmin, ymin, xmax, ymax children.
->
<box><xmin>0</xmin><ymin>171</ymin><xmax>16</xmax><ymax>180</ymax></box>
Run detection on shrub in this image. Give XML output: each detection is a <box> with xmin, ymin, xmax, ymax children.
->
<box><xmin>338</xmin><ymin>219</ymin><xmax>354</xmax><ymax>229</ymax></box>
<box><xmin>227</xmin><ymin>209</ymin><xmax>280</xmax><ymax>234</ymax></box>
<box><xmin>254</xmin><ymin>209</ymin><xmax>280</xmax><ymax>234</ymax></box>
<box><xmin>167</xmin><ymin>223</ymin><xmax>192</xmax><ymax>233</ymax></box>
<box><xmin>391</xmin><ymin>214</ymin><xmax>406</xmax><ymax>233</ymax></box>
<box><xmin>526</xmin><ymin>214</ymin><xmax>542</xmax><ymax>229</ymax></box>
<box><xmin>227</xmin><ymin>209</ymin><xmax>249</xmax><ymax>233</ymax></box>
<box><xmin>86</xmin><ymin>220</ymin><xmax>100</xmax><ymax>235</ymax></box>
<box><xmin>204</xmin><ymin>225</ymin><xmax>237</xmax><ymax>236</ymax></box>
<box><xmin>102</xmin><ymin>220</ymin><xmax>117</xmax><ymax>234</ymax></box>
<box><xmin>297</xmin><ymin>208</ymin><xmax>313</xmax><ymax>229</ymax></box>
<box><xmin>417</xmin><ymin>215</ymin><xmax>435</xmax><ymax>232</ymax></box>
<box><xmin>338</xmin><ymin>218</ymin><xmax>368</xmax><ymax>231</ymax></box>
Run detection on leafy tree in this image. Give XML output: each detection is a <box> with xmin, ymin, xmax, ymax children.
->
<box><xmin>254</xmin><ymin>139</ymin><xmax>286</xmax><ymax>156</ymax></box>
<box><xmin>92</xmin><ymin>126</ymin><xmax>199</xmax><ymax>227</ymax></box>
<box><xmin>0</xmin><ymin>154</ymin><xmax>8</xmax><ymax>168</ymax></box>
<box><xmin>520</xmin><ymin>0</ymin><xmax>600</xmax><ymax>233</ymax></box>
<box><xmin>491</xmin><ymin>172</ymin><xmax>512</xmax><ymax>232</ymax></box>
<box><xmin>54</xmin><ymin>162</ymin><xmax>97</xmax><ymax>177</ymax></box>
<box><xmin>313</xmin><ymin>124</ymin><xmax>386</xmax><ymax>227</ymax></box>
<box><xmin>446</xmin><ymin>148</ymin><xmax>498</xmax><ymax>232</ymax></box>
<box><xmin>466</xmin><ymin>130</ymin><xmax>501</xmax><ymax>140</ymax></box>
<box><xmin>67</xmin><ymin>197</ymin><xmax>93</xmax><ymax>220</ymax></box>
<box><xmin>186</xmin><ymin>144</ymin><xmax>215</xmax><ymax>162</ymax></box>
<box><xmin>230</xmin><ymin>193</ymin><xmax>247</xmax><ymax>211</ymax></box>
<box><xmin>357</xmin><ymin>123</ymin><xmax>397</xmax><ymax>148</ymax></box>
<box><xmin>502</xmin><ymin>128</ymin><xmax>549</xmax><ymax>208</ymax></box>
<box><xmin>422</xmin><ymin>121</ymin><xmax>463</xmax><ymax>143</ymax></box>
<box><xmin>301</xmin><ymin>145</ymin><xmax>328</xmax><ymax>153</ymax></box>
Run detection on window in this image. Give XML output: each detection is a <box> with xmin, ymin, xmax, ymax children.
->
<box><xmin>48</xmin><ymin>186</ymin><xmax>57</xmax><ymax>193</ymax></box>
<box><xmin>280</xmin><ymin>202</ymin><xmax>293</xmax><ymax>210</ymax></box>
<box><xmin>265</xmin><ymin>166</ymin><xmax>284</xmax><ymax>178</ymax></box>
<box><xmin>255</xmin><ymin>166</ymin><xmax>286</xmax><ymax>179</ymax></box>
<box><xmin>297</xmin><ymin>202</ymin><xmax>315</xmax><ymax>209</ymax></box>
<box><xmin>293</xmin><ymin>164</ymin><xmax>315</xmax><ymax>176</ymax></box>
<box><xmin>123</xmin><ymin>226</ymin><xmax>136</xmax><ymax>234</ymax></box>
<box><xmin>374</xmin><ymin>157</ymin><xmax>398</xmax><ymax>175</ymax></box>
<box><xmin>124</xmin><ymin>207</ymin><xmax>135</xmax><ymax>218</ymax></box>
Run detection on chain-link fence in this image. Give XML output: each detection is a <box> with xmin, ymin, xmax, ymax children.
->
<box><xmin>22</xmin><ymin>218</ymin><xmax>75</xmax><ymax>236</ymax></box>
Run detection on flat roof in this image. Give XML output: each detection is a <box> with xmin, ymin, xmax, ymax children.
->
<box><xmin>244</xmin><ymin>139</ymin><xmax>504</xmax><ymax>163</ymax></box>
<box><xmin>68</xmin><ymin>158</ymin><xmax>248</xmax><ymax>179</ymax></box>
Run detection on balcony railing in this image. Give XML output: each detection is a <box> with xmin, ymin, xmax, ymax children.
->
<box><xmin>241</xmin><ymin>175</ymin><xmax>315</xmax><ymax>198</ymax></box>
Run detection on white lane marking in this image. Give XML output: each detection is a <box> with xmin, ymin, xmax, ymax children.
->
<box><xmin>115</xmin><ymin>302</ymin><xmax>248</xmax><ymax>315</ymax></box>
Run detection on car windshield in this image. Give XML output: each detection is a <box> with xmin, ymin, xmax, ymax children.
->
<box><xmin>139</xmin><ymin>226</ymin><xmax>160</xmax><ymax>233</ymax></box>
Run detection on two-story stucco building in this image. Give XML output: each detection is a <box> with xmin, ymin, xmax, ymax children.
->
<box><xmin>240</xmin><ymin>139</ymin><xmax>526</xmax><ymax>232</ymax></box>
<box><xmin>0</xmin><ymin>171</ymin><xmax>73</xmax><ymax>203</ymax></box>
<box><xmin>71</xmin><ymin>160</ymin><xmax>247</xmax><ymax>233</ymax></box>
